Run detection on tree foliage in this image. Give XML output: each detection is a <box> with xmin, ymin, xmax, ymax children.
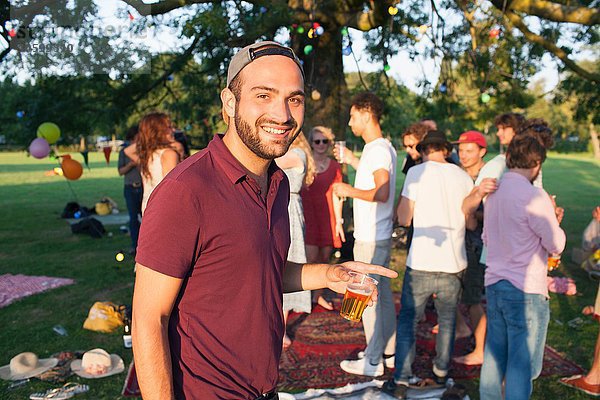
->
<box><xmin>0</xmin><ymin>0</ymin><xmax>597</xmax><ymax>144</ymax></box>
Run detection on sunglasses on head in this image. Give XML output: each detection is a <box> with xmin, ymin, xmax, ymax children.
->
<box><xmin>313</xmin><ymin>139</ymin><xmax>330</xmax><ymax>145</ymax></box>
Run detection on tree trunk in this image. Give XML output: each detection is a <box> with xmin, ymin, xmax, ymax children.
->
<box><xmin>291</xmin><ymin>24</ymin><xmax>349</xmax><ymax>138</ymax></box>
<box><xmin>590</xmin><ymin>123</ymin><xmax>600</xmax><ymax>160</ymax></box>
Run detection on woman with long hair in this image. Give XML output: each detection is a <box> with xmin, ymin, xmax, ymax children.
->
<box><xmin>125</xmin><ymin>112</ymin><xmax>184</xmax><ymax>214</ymax></box>
<box><xmin>300</xmin><ymin>126</ymin><xmax>345</xmax><ymax>310</ymax></box>
<box><xmin>276</xmin><ymin>131</ymin><xmax>316</xmax><ymax>349</ymax></box>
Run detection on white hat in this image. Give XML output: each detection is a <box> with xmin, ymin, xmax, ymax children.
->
<box><xmin>70</xmin><ymin>348</ymin><xmax>124</xmax><ymax>379</ymax></box>
<box><xmin>0</xmin><ymin>352</ymin><xmax>58</xmax><ymax>380</ymax></box>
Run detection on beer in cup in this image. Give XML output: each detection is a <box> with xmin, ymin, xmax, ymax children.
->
<box><xmin>334</xmin><ymin>141</ymin><xmax>346</xmax><ymax>163</ymax></box>
<box><xmin>340</xmin><ymin>272</ymin><xmax>378</xmax><ymax>322</ymax></box>
<box><xmin>547</xmin><ymin>254</ymin><xmax>561</xmax><ymax>271</ymax></box>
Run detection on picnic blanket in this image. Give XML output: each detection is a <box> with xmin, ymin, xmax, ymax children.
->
<box><xmin>0</xmin><ymin>274</ymin><xmax>75</xmax><ymax>308</ymax></box>
<box><xmin>278</xmin><ymin>295</ymin><xmax>584</xmax><ymax>391</ymax></box>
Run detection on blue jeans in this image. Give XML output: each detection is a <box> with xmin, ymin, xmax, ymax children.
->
<box><xmin>480</xmin><ymin>280</ymin><xmax>549</xmax><ymax>400</ymax></box>
<box><xmin>124</xmin><ymin>184</ymin><xmax>143</xmax><ymax>250</ymax></box>
<box><xmin>394</xmin><ymin>267</ymin><xmax>463</xmax><ymax>382</ymax></box>
<box><xmin>354</xmin><ymin>239</ymin><xmax>396</xmax><ymax>363</ymax></box>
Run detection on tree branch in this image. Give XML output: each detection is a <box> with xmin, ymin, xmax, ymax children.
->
<box><xmin>505</xmin><ymin>11</ymin><xmax>600</xmax><ymax>82</ymax></box>
<box><xmin>119</xmin><ymin>0</ymin><xmax>212</xmax><ymax>16</ymax></box>
<box><xmin>491</xmin><ymin>0</ymin><xmax>600</xmax><ymax>26</ymax></box>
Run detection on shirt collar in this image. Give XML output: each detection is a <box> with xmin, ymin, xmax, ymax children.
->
<box><xmin>208</xmin><ymin>134</ymin><xmax>284</xmax><ymax>185</ymax></box>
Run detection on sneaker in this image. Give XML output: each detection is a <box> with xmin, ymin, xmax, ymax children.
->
<box><xmin>356</xmin><ymin>351</ymin><xmax>395</xmax><ymax>369</ymax></box>
<box><xmin>340</xmin><ymin>357</ymin><xmax>384</xmax><ymax>377</ymax></box>
<box><xmin>381</xmin><ymin>379</ymin><xmax>408</xmax><ymax>399</ymax></box>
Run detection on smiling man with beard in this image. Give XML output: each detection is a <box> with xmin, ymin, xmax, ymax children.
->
<box><xmin>131</xmin><ymin>41</ymin><xmax>398</xmax><ymax>400</ymax></box>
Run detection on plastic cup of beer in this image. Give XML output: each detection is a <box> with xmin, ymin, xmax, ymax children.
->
<box><xmin>334</xmin><ymin>140</ymin><xmax>346</xmax><ymax>163</ymax></box>
<box><xmin>340</xmin><ymin>272</ymin><xmax>378</xmax><ymax>322</ymax></box>
<box><xmin>547</xmin><ymin>254</ymin><xmax>561</xmax><ymax>271</ymax></box>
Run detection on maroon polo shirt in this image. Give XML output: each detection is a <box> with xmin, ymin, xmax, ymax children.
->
<box><xmin>136</xmin><ymin>134</ymin><xmax>290</xmax><ymax>399</ymax></box>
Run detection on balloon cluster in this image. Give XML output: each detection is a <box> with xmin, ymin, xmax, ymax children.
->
<box><xmin>28</xmin><ymin>122</ymin><xmax>84</xmax><ymax>180</ymax></box>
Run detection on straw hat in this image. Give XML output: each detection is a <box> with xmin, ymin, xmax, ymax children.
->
<box><xmin>0</xmin><ymin>352</ymin><xmax>58</xmax><ymax>380</ymax></box>
<box><xmin>70</xmin><ymin>348</ymin><xmax>124</xmax><ymax>379</ymax></box>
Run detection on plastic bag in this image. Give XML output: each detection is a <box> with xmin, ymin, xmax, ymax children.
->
<box><xmin>83</xmin><ymin>302</ymin><xmax>124</xmax><ymax>333</ymax></box>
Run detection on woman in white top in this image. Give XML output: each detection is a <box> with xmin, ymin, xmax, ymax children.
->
<box><xmin>276</xmin><ymin>131</ymin><xmax>316</xmax><ymax>349</ymax></box>
<box><xmin>125</xmin><ymin>112</ymin><xmax>183</xmax><ymax>214</ymax></box>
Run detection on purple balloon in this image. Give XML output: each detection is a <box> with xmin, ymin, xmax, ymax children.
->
<box><xmin>29</xmin><ymin>137</ymin><xmax>51</xmax><ymax>159</ymax></box>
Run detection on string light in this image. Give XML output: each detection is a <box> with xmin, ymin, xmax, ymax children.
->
<box><xmin>388</xmin><ymin>6</ymin><xmax>398</xmax><ymax>16</ymax></box>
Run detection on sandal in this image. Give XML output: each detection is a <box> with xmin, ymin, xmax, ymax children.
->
<box><xmin>30</xmin><ymin>383</ymin><xmax>89</xmax><ymax>399</ymax></box>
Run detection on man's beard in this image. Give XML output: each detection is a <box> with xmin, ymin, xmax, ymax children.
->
<box><xmin>235</xmin><ymin>111</ymin><xmax>300</xmax><ymax>160</ymax></box>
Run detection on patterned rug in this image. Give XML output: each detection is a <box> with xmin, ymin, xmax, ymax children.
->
<box><xmin>0</xmin><ymin>274</ymin><xmax>75</xmax><ymax>308</ymax></box>
<box><xmin>278</xmin><ymin>294</ymin><xmax>584</xmax><ymax>391</ymax></box>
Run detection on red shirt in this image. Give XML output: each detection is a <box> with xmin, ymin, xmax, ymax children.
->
<box><xmin>300</xmin><ymin>160</ymin><xmax>342</xmax><ymax>248</ymax></box>
<box><xmin>136</xmin><ymin>134</ymin><xmax>290</xmax><ymax>399</ymax></box>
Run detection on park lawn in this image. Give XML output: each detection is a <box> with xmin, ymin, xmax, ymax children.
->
<box><xmin>0</xmin><ymin>150</ymin><xmax>599</xmax><ymax>399</ymax></box>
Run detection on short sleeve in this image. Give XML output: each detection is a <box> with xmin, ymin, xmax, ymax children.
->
<box><xmin>364</xmin><ymin>143</ymin><xmax>392</xmax><ymax>174</ymax></box>
<box><xmin>117</xmin><ymin>150</ymin><xmax>127</xmax><ymax>169</ymax></box>
<box><xmin>475</xmin><ymin>155</ymin><xmax>506</xmax><ymax>186</ymax></box>
<box><xmin>136</xmin><ymin>178</ymin><xmax>202</xmax><ymax>278</ymax></box>
<box><xmin>401</xmin><ymin>168</ymin><xmax>419</xmax><ymax>201</ymax></box>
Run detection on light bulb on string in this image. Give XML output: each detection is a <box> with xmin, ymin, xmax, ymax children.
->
<box><xmin>8</xmin><ymin>29</ymin><xmax>16</xmax><ymax>37</ymax></box>
<box><xmin>315</xmin><ymin>26</ymin><xmax>324</xmax><ymax>36</ymax></box>
<box><xmin>303</xmin><ymin>45</ymin><xmax>313</xmax><ymax>55</ymax></box>
<box><xmin>259</xmin><ymin>6</ymin><xmax>267</xmax><ymax>14</ymax></box>
<box><xmin>342</xmin><ymin>46</ymin><xmax>352</xmax><ymax>56</ymax></box>
<box><xmin>388</xmin><ymin>6</ymin><xmax>398</xmax><ymax>16</ymax></box>
<box><xmin>341</xmin><ymin>27</ymin><xmax>349</xmax><ymax>36</ymax></box>
<box><xmin>383</xmin><ymin>64</ymin><xmax>391</xmax><ymax>72</ymax></box>
<box><xmin>311</xmin><ymin>89</ymin><xmax>321</xmax><ymax>101</ymax></box>
<box><xmin>297</xmin><ymin>26</ymin><xmax>305</xmax><ymax>34</ymax></box>
<box><xmin>418</xmin><ymin>24</ymin><xmax>428</xmax><ymax>34</ymax></box>
<box><xmin>489</xmin><ymin>28</ymin><xmax>501</xmax><ymax>39</ymax></box>
<box><xmin>439</xmin><ymin>83</ymin><xmax>447</xmax><ymax>93</ymax></box>
<box><xmin>481</xmin><ymin>93</ymin><xmax>491</xmax><ymax>103</ymax></box>
<box><xmin>308</xmin><ymin>28</ymin><xmax>316</xmax><ymax>39</ymax></box>
<box><xmin>115</xmin><ymin>251</ymin><xmax>125</xmax><ymax>262</ymax></box>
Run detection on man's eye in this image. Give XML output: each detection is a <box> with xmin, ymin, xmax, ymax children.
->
<box><xmin>289</xmin><ymin>97</ymin><xmax>304</xmax><ymax>105</ymax></box>
<box><xmin>257</xmin><ymin>94</ymin><xmax>269</xmax><ymax>100</ymax></box>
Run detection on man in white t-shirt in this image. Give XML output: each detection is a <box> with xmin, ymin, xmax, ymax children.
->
<box><xmin>382</xmin><ymin>130</ymin><xmax>473</xmax><ymax>399</ymax></box>
<box><xmin>333</xmin><ymin>92</ymin><xmax>397</xmax><ymax>377</ymax></box>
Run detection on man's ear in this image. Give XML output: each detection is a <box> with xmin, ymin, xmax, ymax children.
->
<box><xmin>221</xmin><ymin>88</ymin><xmax>236</xmax><ymax>121</ymax></box>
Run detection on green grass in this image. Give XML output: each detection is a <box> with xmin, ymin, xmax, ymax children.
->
<box><xmin>0</xmin><ymin>150</ymin><xmax>598</xmax><ymax>399</ymax></box>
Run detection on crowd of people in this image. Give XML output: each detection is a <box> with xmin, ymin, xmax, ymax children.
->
<box><xmin>116</xmin><ymin>41</ymin><xmax>597</xmax><ymax>400</ymax></box>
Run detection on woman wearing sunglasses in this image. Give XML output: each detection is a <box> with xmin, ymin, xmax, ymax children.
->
<box><xmin>300</xmin><ymin>126</ymin><xmax>346</xmax><ymax>311</ymax></box>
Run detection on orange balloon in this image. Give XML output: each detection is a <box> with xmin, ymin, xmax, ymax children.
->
<box><xmin>61</xmin><ymin>158</ymin><xmax>83</xmax><ymax>180</ymax></box>
<box><xmin>61</xmin><ymin>154</ymin><xmax>72</xmax><ymax>160</ymax></box>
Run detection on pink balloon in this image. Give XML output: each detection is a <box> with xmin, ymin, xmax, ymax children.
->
<box><xmin>29</xmin><ymin>137</ymin><xmax>51</xmax><ymax>159</ymax></box>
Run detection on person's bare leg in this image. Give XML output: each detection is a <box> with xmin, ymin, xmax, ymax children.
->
<box><xmin>283</xmin><ymin>310</ymin><xmax>292</xmax><ymax>349</ymax></box>
<box><xmin>455</xmin><ymin>308</ymin><xmax>473</xmax><ymax>339</ymax></box>
<box><xmin>307</xmin><ymin>245</ymin><xmax>334</xmax><ymax>310</ymax></box>
<box><xmin>454</xmin><ymin>304</ymin><xmax>486</xmax><ymax>365</ymax></box>
<box><xmin>584</xmin><ymin>327</ymin><xmax>600</xmax><ymax>385</ymax></box>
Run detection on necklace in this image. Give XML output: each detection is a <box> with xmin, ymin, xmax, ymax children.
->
<box><xmin>315</xmin><ymin>157</ymin><xmax>330</xmax><ymax>173</ymax></box>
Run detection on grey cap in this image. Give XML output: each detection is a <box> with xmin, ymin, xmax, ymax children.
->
<box><xmin>226</xmin><ymin>41</ymin><xmax>304</xmax><ymax>87</ymax></box>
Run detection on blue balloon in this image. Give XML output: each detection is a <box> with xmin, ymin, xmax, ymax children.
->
<box><xmin>342</xmin><ymin>46</ymin><xmax>352</xmax><ymax>56</ymax></box>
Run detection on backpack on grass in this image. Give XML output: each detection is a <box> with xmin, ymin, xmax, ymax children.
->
<box><xmin>70</xmin><ymin>217</ymin><xmax>106</xmax><ymax>238</ymax></box>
